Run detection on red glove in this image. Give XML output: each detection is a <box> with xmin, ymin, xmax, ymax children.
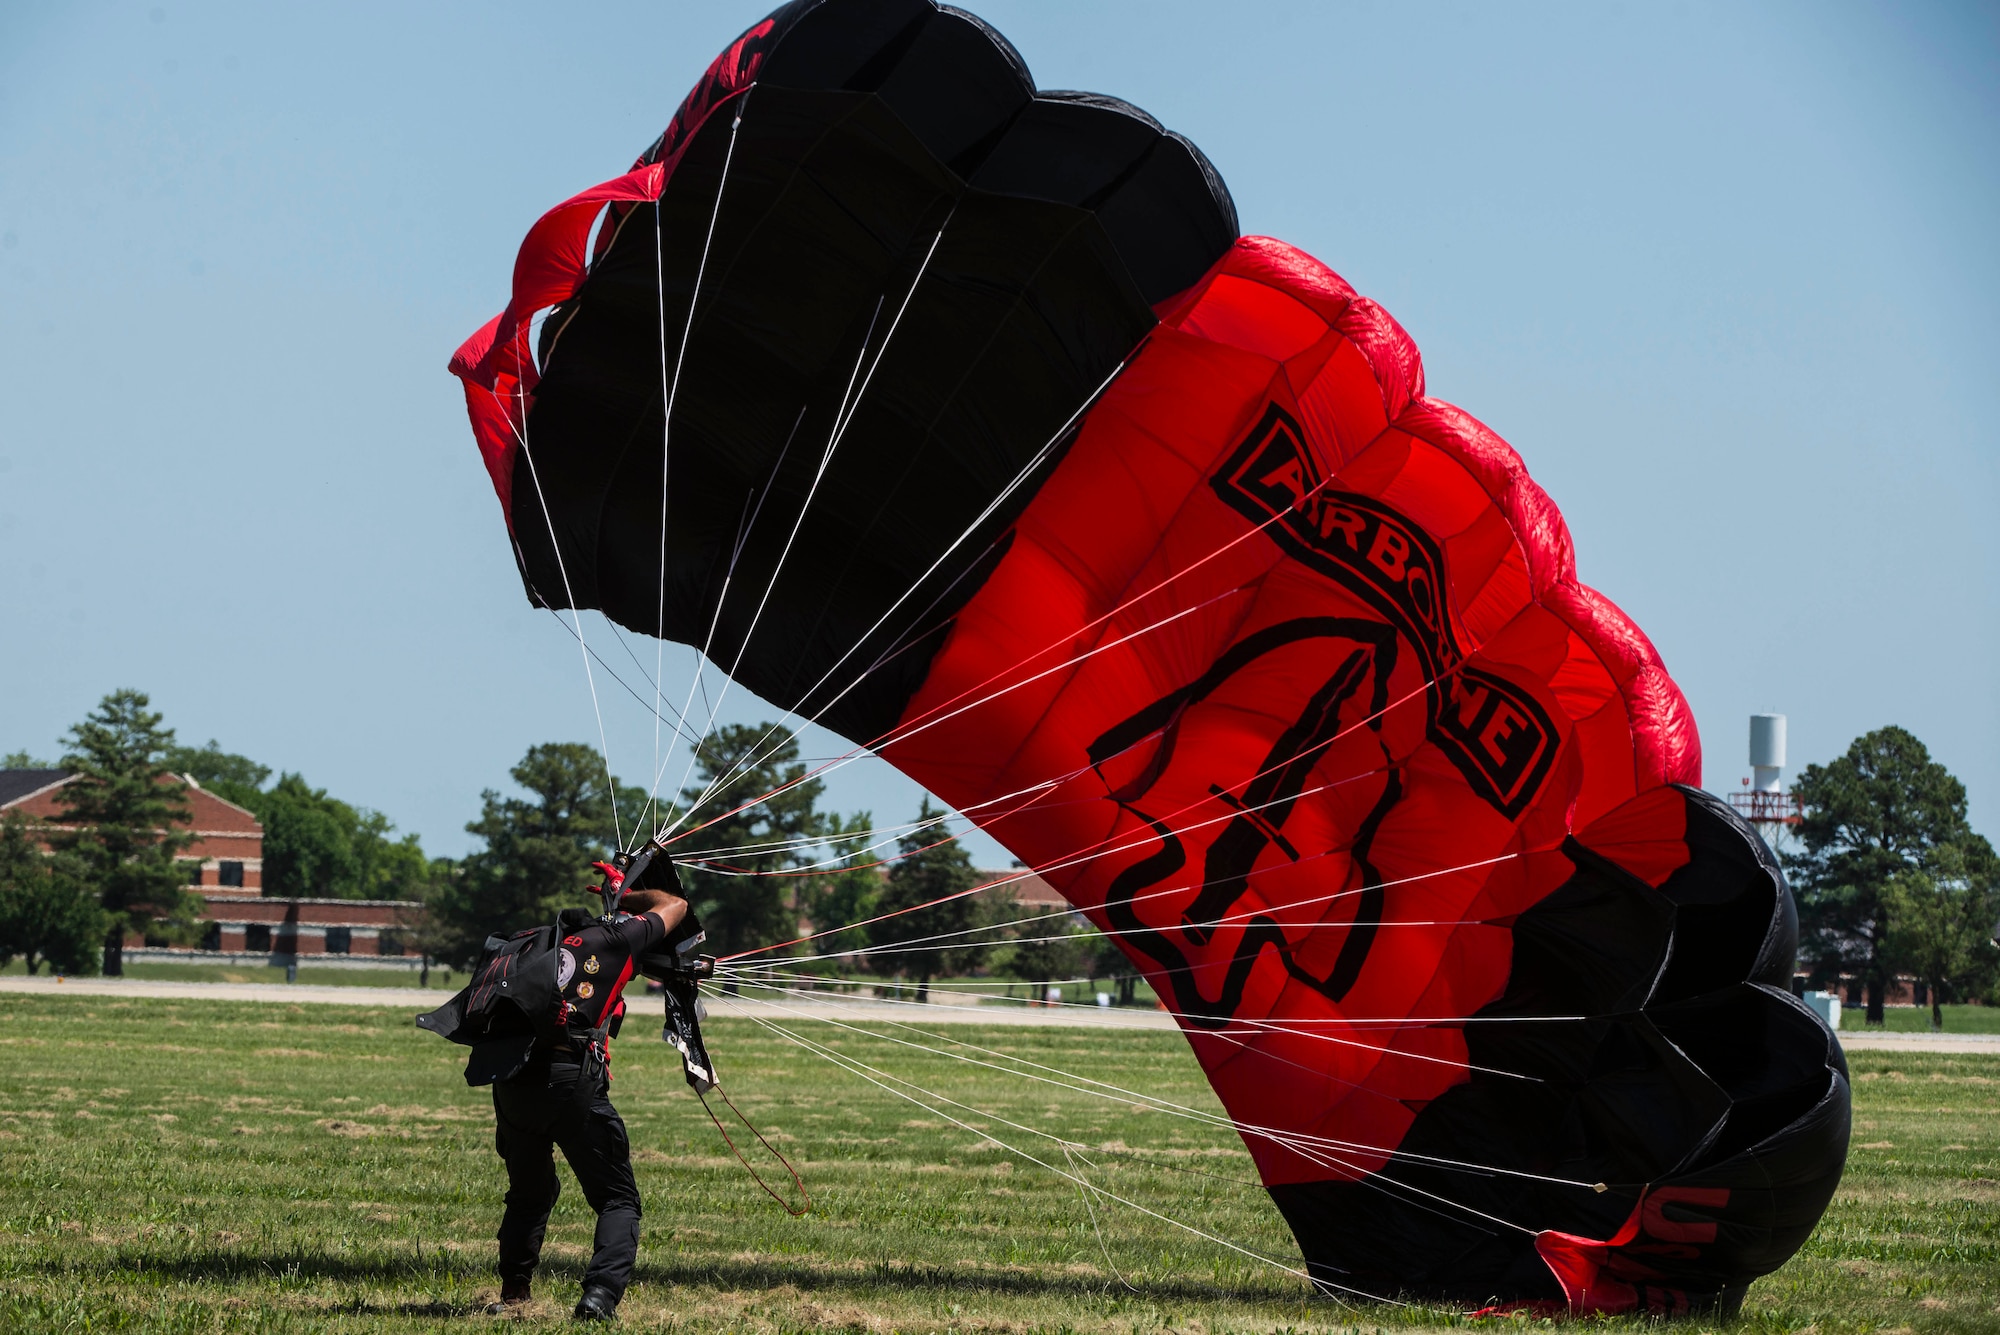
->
<box><xmin>590</xmin><ymin>860</ymin><xmax>625</xmax><ymax>897</ymax></box>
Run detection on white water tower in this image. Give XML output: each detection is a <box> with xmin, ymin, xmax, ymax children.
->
<box><xmin>1750</xmin><ymin>714</ymin><xmax>1785</xmax><ymax>795</ymax></box>
<box><xmin>1732</xmin><ymin>713</ymin><xmax>1799</xmax><ymax>831</ymax></box>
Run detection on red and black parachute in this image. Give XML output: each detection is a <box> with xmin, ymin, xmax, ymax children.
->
<box><xmin>450</xmin><ymin>0</ymin><xmax>1849</xmax><ymax>1313</ymax></box>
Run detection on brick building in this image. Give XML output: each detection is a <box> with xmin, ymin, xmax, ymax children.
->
<box><xmin>0</xmin><ymin>768</ymin><xmax>421</xmax><ymax>969</ymax></box>
<box><xmin>978</xmin><ymin>867</ymin><xmax>1070</xmax><ymax>913</ymax></box>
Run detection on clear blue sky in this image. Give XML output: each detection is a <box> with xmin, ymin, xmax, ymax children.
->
<box><xmin>3</xmin><ymin>1</ymin><xmax>1994</xmax><ymax>865</ymax></box>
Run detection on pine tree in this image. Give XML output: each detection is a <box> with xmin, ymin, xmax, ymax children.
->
<box><xmin>429</xmin><ymin>742</ymin><xmax>627</xmax><ymax>965</ymax></box>
<box><xmin>801</xmin><ymin>810</ymin><xmax>885</xmax><ymax>967</ymax></box>
<box><xmin>872</xmin><ymin>798</ymin><xmax>987</xmax><ymax>1002</ymax></box>
<box><xmin>0</xmin><ymin>813</ymin><xmax>105</xmax><ymax>975</ymax></box>
<box><xmin>56</xmin><ymin>690</ymin><xmax>203</xmax><ymax>975</ymax></box>
<box><xmin>670</xmin><ymin>723</ymin><xmax>826</xmax><ymax>961</ymax></box>
<box><xmin>1785</xmin><ymin>726</ymin><xmax>1995</xmax><ymax>1024</ymax></box>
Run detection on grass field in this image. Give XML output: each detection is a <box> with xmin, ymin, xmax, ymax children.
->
<box><xmin>1838</xmin><ymin>1005</ymin><xmax>2000</xmax><ymax>1034</ymax></box>
<box><xmin>0</xmin><ymin>960</ymin><xmax>440</xmax><ymax>989</ymax></box>
<box><xmin>0</xmin><ymin>995</ymin><xmax>1993</xmax><ymax>1334</ymax></box>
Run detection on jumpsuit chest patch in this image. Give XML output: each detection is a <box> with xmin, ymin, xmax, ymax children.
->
<box><xmin>583</xmin><ymin>955</ymin><xmax>601</xmax><ymax>975</ymax></box>
<box><xmin>576</xmin><ymin>981</ymin><xmax>595</xmax><ymax>1000</ymax></box>
<box><xmin>556</xmin><ymin>949</ymin><xmax>577</xmax><ymax>990</ymax></box>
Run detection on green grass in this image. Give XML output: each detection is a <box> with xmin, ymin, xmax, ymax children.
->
<box><xmin>0</xmin><ymin>996</ymin><xmax>1993</xmax><ymax>1333</ymax></box>
<box><xmin>1</xmin><ymin>959</ymin><xmax>442</xmax><ymax>989</ymax></box>
<box><xmin>1839</xmin><ymin>1004</ymin><xmax>2000</xmax><ymax>1034</ymax></box>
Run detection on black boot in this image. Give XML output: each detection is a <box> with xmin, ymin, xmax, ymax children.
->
<box><xmin>484</xmin><ymin>1275</ymin><xmax>531</xmax><ymax>1314</ymax></box>
<box><xmin>572</xmin><ymin>1285</ymin><xmax>619</xmax><ymax>1321</ymax></box>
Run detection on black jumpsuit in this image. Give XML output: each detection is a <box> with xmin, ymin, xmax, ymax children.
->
<box><xmin>492</xmin><ymin>910</ymin><xmax>666</xmax><ymax>1301</ymax></box>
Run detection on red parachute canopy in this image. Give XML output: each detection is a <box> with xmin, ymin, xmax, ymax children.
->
<box><xmin>450</xmin><ymin>0</ymin><xmax>1849</xmax><ymax>1312</ymax></box>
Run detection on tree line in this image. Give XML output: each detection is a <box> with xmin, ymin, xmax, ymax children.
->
<box><xmin>1</xmin><ymin>689</ymin><xmax>447</xmax><ymax>975</ymax></box>
<box><xmin>420</xmin><ymin>722</ymin><xmax>1130</xmax><ymax>1001</ymax></box>
<box><xmin>0</xmin><ymin>692</ymin><xmax>1122</xmax><ymax>994</ymax></box>
<box><xmin>16</xmin><ymin>693</ymin><xmax>1983</xmax><ymax>1020</ymax></box>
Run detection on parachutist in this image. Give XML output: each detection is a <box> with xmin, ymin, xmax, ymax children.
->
<box><xmin>417</xmin><ymin>849</ymin><xmax>706</xmax><ymax>1321</ymax></box>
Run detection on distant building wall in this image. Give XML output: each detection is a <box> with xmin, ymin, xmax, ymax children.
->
<box><xmin>1</xmin><ymin>770</ymin><xmax>265</xmax><ymax>891</ymax></box>
<box><xmin>2</xmin><ymin>769</ymin><xmax>420</xmax><ymax>967</ymax></box>
<box><xmin>978</xmin><ymin>869</ymin><xmax>1071</xmax><ymax>912</ymax></box>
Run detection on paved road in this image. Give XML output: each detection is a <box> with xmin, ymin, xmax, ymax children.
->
<box><xmin>4</xmin><ymin>977</ymin><xmax>1996</xmax><ymax>1047</ymax></box>
<box><xmin>1834</xmin><ymin>1030</ymin><xmax>2000</xmax><ymax>1054</ymax></box>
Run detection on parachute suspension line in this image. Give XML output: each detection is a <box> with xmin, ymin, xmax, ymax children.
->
<box><xmin>729</xmin><ymin>764</ymin><xmax>1517</xmax><ymax>970</ymax></box>
<box><xmin>594</xmin><ymin>613</ymin><xmax>723</xmax><ymax>757</ymax></box>
<box><xmin>644</xmin><ymin>92</ymin><xmax>752</xmax><ymax>837</ymax></box>
<box><xmin>652</xmin><ymin>291</ymin><xmax>878</xmax><ymax>836</ymax></box>
<box><xmin>679</xmin><ymin>397</ymin><xmax>808</xmax><ymax>790</ymax></box>
<box><xmin>728</xmin><ymin>843</ymin><xmax>1533</xmax><ymax>965</ymax></box>
<box><xmin>650</xmin><ymin>172</ymin><xmax>668</xmax><ymax>836</ymax></box>
<box><xmin>682</xmin><ymin>823</ymin><xmax>965</xmax><ymax>880</ymax></box>
<box><xmin>715</xmin><ymin>995</ymin><xmax>1402</xmax><ymax>1306</ymax></box>
<box><xmin>538</xmin><ymin>608</ymin><xmax>714</xmax><ymax>756</ymax></box>
<box><xmin>1064</xmin><ymin>1142</ymin><xmax>1139</xmax><ymax>1293</ymax></box>
<box><xmin>672</xmin><ymin>808</ymin><xmax>951</xmax><ymax>862</ymax></box>
<box><xmin>664</xmin><ymin>348</ymin><xmax>1136</xmax><ymax>844</ymax></box>
<box><xmin>697</xmin><ymin>1084</ymin><xmax>810</xmax><ymax>1217</ymax></box>
<box><xmin>726</xmin><ymin>961</ymin><xmax>1593</xmax><ymax>1033</ymax></box>
<box><xmin>728</xmin><ymin>881</ymin><xmax>989</xmax><ymax>961</ymax></box>
<box><xmin>496</xmin><ymin>381</ymin><xmax>625</xmax><ymax>850</ymax></box>
<box><xmin>666</xmin><ymin>444</ymin><xmax>1345</xmax><ymax>849</ymax></box>
<box><xmin>661</xmin><ymin>209</ymin><xmax>960</xmax><ymax>842</ymax></box>
<box><xmin>715</xmin><ymin>642</ymin><xmax>1497</xmax><ymax>968</ymax></box>
<box><xmin>1194</xmin><ymin>1023</ymin><xmax>1542</xmax><ymax>1238</ymax></box>
<box><xmin>666</xmin><ymin>569</ymin><xmax>1244</xmax><ymax>855</ymax></box>
<box><xmin>719</xmin><ymin>980</ymin><xmax>1605</xmax><ymax>1193</ymax></box>
<box><xmin>724</xmin><ymin>969</ymin><xmax>1539</xmax><ymax>1091</ymax></box>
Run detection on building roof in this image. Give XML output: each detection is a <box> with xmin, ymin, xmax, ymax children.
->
<box><xmin>0</xmin><ymin>768</ymin><xmax>71</xmax><ymax>808</ymax></box>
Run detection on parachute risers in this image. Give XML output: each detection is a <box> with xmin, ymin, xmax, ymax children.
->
<box><xmin>448</xmin><ymin>0</ymin><xmax>1847</xmax><ymax>1310</ymax></box>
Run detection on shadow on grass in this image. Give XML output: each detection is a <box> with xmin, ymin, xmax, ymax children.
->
<box><xmin>13</xmin><ymin>1246</ymin><xmax>1326</xmax><ymax>1308</ymax></box>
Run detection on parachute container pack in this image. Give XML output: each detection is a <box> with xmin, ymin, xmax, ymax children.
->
<box><xmin>449</xmin><ymin>0</ymin><xmax>1850</xmax><ymax>1313</ymax></box>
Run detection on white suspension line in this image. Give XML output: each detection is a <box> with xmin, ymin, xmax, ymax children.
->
<box><xmin>746</xmin><ymin>777</ymin><xmax>1528</xmax><ymax>972</ymax></box>
<box><xmin>663</xmin><ymin>352</ymin><xmax>1137</xmax><ymax>840</ymax></box>
<box><xmin>540</xmin><ymin>608</ymin><xmax>719</xmax><ymax>759</ymax></box>
<box><xmin>666</xmin><ymin>436</ymin><xmax>1370</xmax><ymax>847</ymax></box>
<box><xmin>681</xmin><ymin>808</ymin><xmax>962</xmax><ymax>876</ymax></box>
<box><xmin>717</xmin><ymin>976</ymin><xmax>1604</xmax><ymax>1192</ymax></box>
<box><xmin>720</xmin><ymin>971</ymin><xmax>1541</xmax><ymax>1087</ymax></box>
<box><xmin>651</xmin><ymin>183</ymin><xmax>671</xmax><ymax>837</ymax></box>
<box><xmin>720</xmin><ymin>965</ymin><xmax>1592</xmax><ymax>1029</ymax></box>
<box><xmin>733</xmin><ymin>842</ymin><xmax>1529</xmax><ymax>967</ymax></box>
<box><xmin>1190</xmin><ymin>1021</ymin><xmax>1543</xmax><ymax>1238</ymax></box>
<box><xmin>663</xmin><ymin>211</ymin><xmax>959</xmax><ymax>840</ymax></box>
<box><xmin>672</xmin><ymin>811</ymin><xmax>941</xmax><ymax>861</ymax></box>
<box><xmin>642</xmin><ymin>92</ymin><xmax>752</xmax><ymax>837</ymax></box>
<box><xmin>495</xmin><ymin>382</ymin><xmax>625</xmax><ymax>849</ymax></box>
<box><xmin>649</xmin><ymin>405</ymin><xmax>811</xmax><ymax>832</ymax></box>
<box><xmin>714</xmin><ymin>994</ymin><xmax>1402</xmax><ymax>1305</ymax></box>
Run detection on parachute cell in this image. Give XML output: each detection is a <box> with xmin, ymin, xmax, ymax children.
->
<box><xmin>450</xmin><ymin>0</ymin><xmax>1848</xmax><ymax>1313</ymax></box>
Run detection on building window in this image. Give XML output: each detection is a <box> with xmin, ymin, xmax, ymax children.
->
<box><xmin>187</xmin><ymin>862</ymin><xmax>206</xmax><ymax>887</ymax></box>
<box><xmin>244</xmin><ymin>924</ymin><xmax>271</xmax><ymax>952</ymax></box>
<box><xmin>200</xmin><ymin>923</ymin><xmax>221</xmax><ymax>951</ymax></box>
<box><xmin>325</xmin><ymin>927</ymin><xmax>352</xmax><ymax>955</ymax></box>
<box><xmin>218</xmin><ymin>862</ymin><xmax>245</xmax><ymax>888</ymax></box>
<box><xmin>378</xmin><ymin>933</ymin><xmax>403</xmax><ymax>957</ymax></box>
